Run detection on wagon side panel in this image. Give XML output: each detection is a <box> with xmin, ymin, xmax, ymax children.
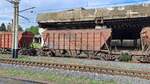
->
<box><xmin>0</xmin><ymin>32</ymin><xmax>13</xmax><ymax>49</ymax></box>
<box><xmin>42</xmin><ymin>29</ymin><xmax>111</xmax><ymax>51</ymax></box>
<box><xmin>75</xmin><ymin>32</ymin><xmax>82</xmax><ymax>50</ymax></box>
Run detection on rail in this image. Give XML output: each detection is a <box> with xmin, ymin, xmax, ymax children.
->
<box><xmin>0</xmin><ymin>58</ymin><xmax>149</xmax><ymax>80</ymax></box>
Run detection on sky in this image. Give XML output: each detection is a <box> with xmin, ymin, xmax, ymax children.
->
<box><xmin>0</xmin><ymin>0</ymin><xmax>150</xmax><ymax>29</ymax></box>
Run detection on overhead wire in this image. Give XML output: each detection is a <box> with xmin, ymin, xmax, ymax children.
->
<box><xmin>2</xmin><ymin>0</ymin><xmax>150</xmax><ymax>14</ymax></box>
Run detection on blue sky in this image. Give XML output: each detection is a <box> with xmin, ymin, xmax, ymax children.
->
<box><xmin>0</xmin><ymin>0</ymin><xmax>150</xmax><ymax>29</ymax></box>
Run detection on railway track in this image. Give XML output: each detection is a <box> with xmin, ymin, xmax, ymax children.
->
<box><xmin>0</xmin><ymin>58</ymin><xmax>149</xmax><ymax>80</ymax></box>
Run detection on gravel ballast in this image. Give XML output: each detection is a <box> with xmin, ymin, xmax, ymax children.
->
<box><xmin>0</xmin><ymin>54</ymin><xmax>150</xmax><ymax>72</ymax></box>
<box><xmin>0</xmin><ymin>63</ymin><xmax>150</xmax><ymax>84</ymax></box>
<box><xmin>23</xmin><ymin>56</ymin><xmax>150</xmax><ymax>72</ymax></box>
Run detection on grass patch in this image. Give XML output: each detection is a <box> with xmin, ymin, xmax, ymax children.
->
<box><xmin>119</xmin><ymin>53</ymin><xmax>132</xmax><ymax>62</ymax></box>
<box><xmin>0</xmin><ymin>54</ymin><xmax>10</xmax><ymax>59</ymax></box>
<box><xmin>0</xmin><ymin>68</ymin><xmax>116</xmax><ymax>84</ymax></box>
<box><xmin>16</xmin><ymin>56</ymin><xmax>31</xmax><ymax>61</ymax></box>
<box><xmin>0</xmin><ymin>54</ymin><xmax>31</xmax><ymax>61</ymax></box>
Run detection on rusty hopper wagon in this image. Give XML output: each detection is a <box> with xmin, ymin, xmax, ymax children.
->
<box><xmin>41</xmin><ymin>29</ymin><xmax>112</xmax><ymax>60</ymax></box>
<box><xmin>140</xmin><ymin>27</ymin><xmax>150</xmax><ymax>62</ymax></box>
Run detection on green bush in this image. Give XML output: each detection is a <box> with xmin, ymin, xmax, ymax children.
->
<box><xmin>119</xmin><ymin>52</ymin><xmax>132</xmax><ymax>62</ymax></box>
<box><xmin>26</xmin><ymin>26</ymin><xmax>39</xmax><ymax>35</ymax></box>
<box><xmin>30</xmin><ymin>43</ymin><xmax>41</xmax><ymax>49</ymax></box>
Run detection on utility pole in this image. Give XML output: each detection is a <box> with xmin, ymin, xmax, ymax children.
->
<box><xmin>12</xmin><ymin>0</ymin><xmax>19</xmax><ymax>58</ymax></box>
<box><xmin>5</xmin><ymin>0</ymin><xmax>35</xmax><ymax>58</ymax></box>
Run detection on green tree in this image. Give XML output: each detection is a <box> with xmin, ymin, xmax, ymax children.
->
<box><xmin>7</xmin><ymin>23</ymin><xmax>23</xmax><ymax>32</ymax></box>
<box><xmin>26</xmin><ymin>26</ymin><xmax>39</xmax><ymax>35</ymax></box>
<box><xmin>0</xmin><ymin>23</ymin><xmax>6</xmax><ymax>31</ymax></box>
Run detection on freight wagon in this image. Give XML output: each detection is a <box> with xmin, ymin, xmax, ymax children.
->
<box><xmin>0</xmin><ymin>32</ymin><xmax>34</xmax><ymax>54</ymax></box>
<box><xmin>0</xmin><ymin>28</ymin><xmax>149</xmax><ymax>62</ymax></box>
<box><xmin>41</xmin><ymin>29</ymin><xmax>111</xmax><ymax>59</ymax></box>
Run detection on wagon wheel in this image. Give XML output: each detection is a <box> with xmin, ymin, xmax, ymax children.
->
<box><xmin>18</xmin><ymin>49</ymin><xmax>23</xmax><ymax>55</ymax></box>
<box><xmin>114</xmin><ymin>55</ymin><xmax>120</xmax><ymax>61</ymax></box>
<box><xmin>76</xmin><ymin>50</ymin><xmax>81</xmax><ymax>57</ymax></box>
<box><xmin>95</xmin><ymin>52</ymin><xmax>106</xmax><ymax>60</ymax></box>
<box><xmin>54</xmin><ymin>50</ymin><xmax>62</xmax><ymax>57</ymax></box>
<box><xmin>46</xmin><ymin>51</ymin><xmax>54</xmax><ymax>57</ymax></box>
<box><xmin>100</xmin><ymin>53</ymin><xmax>107</xmax><ymax>61</ymax></box>
<box><xmin>0</xmin><ymin>49</ymin><xmax>3</xmax><ymax>54</ymax></box>
<box><xmin>108</xmin><ymin>54</ymin><xmax>116</xmax><ymax>61</ymax></box>
<box><xmin>61</xmin><ymin>50</ymin><xmax>70</xmax><ymax>57</ymax></box>
<box><xmin>139</xmin><ymin>54</ymin><xmax>150</xmax><ymax>63</ymax></box>
<box><xmin>28</xmin><ymin>49</ymin><xmax>37</xmax><ymax>56</ymax></box>
<box><xmin>18</xmin><ymin>49</ymin><xmax>28</xmax><ymax>55</ymax></box>
<box><xmin>70</xmin><ymin>50</ymin><xmax>78</xmax><ymax>58</ymax></box>
<box><xmin>86</xmin><ymin>51</ymin><xmax>95</xmax><ymax>59</ymax></box>
<box><xmin>1</xmin><ymin>49</ymin><xmax>5</xmax><ymax>54</ymax></box>
<box><xmin>77</xmin><ymin>50</ymin><xmax>89</xmax><ymax>58</ymax></box>
<box><xmin>102</xmin><ymin>54</ymin><xmax>116</xmax><ymax>61</ymax></box>
<box><xmin>6</xmin><ymin>49</ymin><xmax>11</xmax><ymax>54</ymax></box>
<box><xmin>36</xmin><ymin>49</ymin><xmax>44</xmax><ymax>56</ymax></box>
<box><xmin>59</xmin><ymin>50</ymin><xmax>66</xmax><ymax>57</ymax></box>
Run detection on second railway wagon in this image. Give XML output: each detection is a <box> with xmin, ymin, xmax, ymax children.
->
<box><xmin>0</xmin><ymin>32</ymin><xmax>34</xmax><ymax>53</ymax></box>
<box><xmin>42</xmin><ymin>29</ymin><xmax>112</xmax><ymax>59</ymax></box>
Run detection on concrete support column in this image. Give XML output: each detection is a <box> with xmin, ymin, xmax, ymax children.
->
<box><xmin>120</xmin><ymin>39</ymin><xmax>123</xmax><ymax>47</ymax></box>
<box><xmin>134</xmin><ymin>39</ymin><xmax>137</xmax><ymax>48</ymax></box>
